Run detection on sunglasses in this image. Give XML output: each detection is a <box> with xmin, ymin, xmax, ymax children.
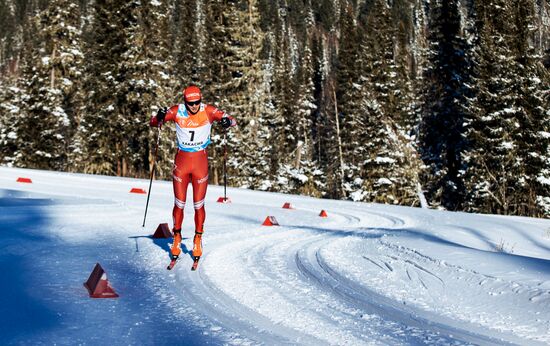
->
<box><xmin>186</xmin><ymin>100</ymin><xmax>201</xmax><ymax>106</ymax></box>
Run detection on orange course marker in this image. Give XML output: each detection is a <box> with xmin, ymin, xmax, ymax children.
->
<box><xmin>83</xmin><ymin>263</ymin><xmax>119</xmax><ymax>298</ymax></box>
<box><xmin>152</xmin><ymin>223</ymin><xmax>172</xmax><ymax>238</ymax></box>
<box><xmin>262</xmin><ymin>216</ymin><xmax>280</xmax><ymax>226</ymax></box>
<box><xmin>282</xmin><ymin>202</ymin><xmax>294</xmax><ymax>209</ymax></box>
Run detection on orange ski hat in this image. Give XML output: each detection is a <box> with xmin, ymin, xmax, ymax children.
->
<box><xmin>183</xmin><ymin>85</ymin><xmax>202</xmax><ymax>102</ymax></box>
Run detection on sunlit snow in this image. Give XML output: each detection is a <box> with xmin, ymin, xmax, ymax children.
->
<box><xmin>1</xmin><ymin>166</ymin><xmax>549</xmax><ymax>345</ymax></box>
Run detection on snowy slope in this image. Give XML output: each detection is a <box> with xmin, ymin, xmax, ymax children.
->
<box><xmin>0</xmin><ymin>166</ymin><xmax>549</xmax><ymax>345</ymax></box>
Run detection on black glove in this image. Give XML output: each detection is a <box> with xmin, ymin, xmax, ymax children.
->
<box><xmin>220</xmin><ymin>117</ymin><xmax>232</xmax><ymax>129</ymax></box>
<box><xmin>156</xmin><ymin>107</ymin><xmax>167</xmax><ymax>123</ymax></box>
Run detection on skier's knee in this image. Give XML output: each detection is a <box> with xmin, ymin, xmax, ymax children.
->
<box><xmin>193</xmin><ymin>199</ymin><xmax>205</xmax><ymax>210</ymax></box>
<box><xmin>175</xmin><ymin>197</ymin><xmax>185</xmax><ymax>209</ymax></box>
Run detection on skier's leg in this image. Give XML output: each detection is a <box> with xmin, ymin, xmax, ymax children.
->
<box><xmin>171</xmin><ymin>154</ymin><xmax>191</xmax><ymax>258</ymax></box>
<box><xmin>172</xmin><ymin>175</ymin><xmax>189</xmax><ymax>233</ymax></box>
<box><xmin>191</xmin><ymin>150</ymin><xmax>208</xmax><ymax>257</ymax></box>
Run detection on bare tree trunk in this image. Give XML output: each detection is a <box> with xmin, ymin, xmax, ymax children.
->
<box><xmin>122</xmin><ymin>157</ymin><xmax>127</xmax><ymax>177</ymax></box>
<box><xmin>417</xmin><ymin>182</ymin><xmax>429</xmax><ymax>208</ymax></box>
<box><xmin>213</xmin><ymin>168</ymin><xmax>219</xmax><ymax>185</ymax></box>
<box><xmin>295</xmin><ymin>141</ymin><xmax>303</xmax><ymax>169</ymax></box>
<box><xmin>333</xmin><ymin>88</ymin><xmax>345</xmax><ymax>197</ymax></box>
<box><xmin>50</xmin><ymin>44</ymin><xmax>57</xmax><ymax>89</ymax></box>
<box><xmin>213</xmin><ymin>147</ymin><xmax>219</xmax><ymax>185</ymax></box>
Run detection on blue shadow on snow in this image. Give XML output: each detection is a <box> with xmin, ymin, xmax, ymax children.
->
<box><xmin>128</xmin><ymin>234</ymin><xmax>194</xmax><ymax>260</ymax></box>
<box><xmin>0</xmin><ymin>189</ymin><xmax>59</xmax><ymax>343</ymax></box>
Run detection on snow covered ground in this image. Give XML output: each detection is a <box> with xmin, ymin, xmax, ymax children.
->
<box><xmin>1</xmin><ymin>166</ymin><xmax>549</xmax><ymax>345</ymax></box>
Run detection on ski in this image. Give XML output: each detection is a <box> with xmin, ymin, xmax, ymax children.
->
<box><xmin>191</xmin><ymin>256</ymin><xmax>200</xmax><ymax>271</ymax></box>
<box><xmin>166</xmin><ymin>256</ymin><xmax>178</xmax><ymax>270</ymax></box>
<box><xmin>167</xmin><ymin>256</ymin><xmax>199</xmax><ymax>270</ymax></box>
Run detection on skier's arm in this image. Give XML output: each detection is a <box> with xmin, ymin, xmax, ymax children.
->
<box><xmin>150</xmin><ymin>105</ymin><xmax>178</xmax><ymax>127</ymax></box>
<box><xmin>205</xmin><ymin>104</ymin><xmax>236</xmax><ymax>128</ymax></box>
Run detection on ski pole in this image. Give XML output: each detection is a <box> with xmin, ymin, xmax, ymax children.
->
<box><xmin>142</xmin><ymin>126</ymin><xmax>161</xmax><ymax>227</ymax></box>
<box><xmin>223</xmin><ymin>128</ymin><xmax>228</xmax><ymax>200</ymax></box>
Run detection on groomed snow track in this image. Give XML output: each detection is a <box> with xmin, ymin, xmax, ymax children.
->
<box><xmin>1</xmin><ymin>167</ymin><xmax>549</xmax><ymax>345</ymax></box>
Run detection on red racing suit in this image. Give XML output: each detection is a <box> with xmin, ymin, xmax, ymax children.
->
<box><xmin>150</xmin><ymin>103</ymin><xmax>236</xmax><ymax>257</ymax></box>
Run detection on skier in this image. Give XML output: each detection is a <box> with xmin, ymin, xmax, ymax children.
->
<box><xmin>150</xmin><ymin>85</ymin><xmax>236</xmax><ymax>270</ymax></box>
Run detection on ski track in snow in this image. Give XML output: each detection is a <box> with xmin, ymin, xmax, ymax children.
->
<box><xmin>1</xmin><ymin>167</ymin><xmax>550</xmax><ymax>345</ymax></box>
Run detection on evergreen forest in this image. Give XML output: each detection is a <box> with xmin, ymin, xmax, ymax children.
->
<box><xmin>0</xmin><ymin>0</ymin><xmax>549</xmax><ymax>218</ymax></box>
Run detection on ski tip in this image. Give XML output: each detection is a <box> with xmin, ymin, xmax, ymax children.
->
<box><xmin>167</xmin><ymin>258</ymin><xmax>178</xmax><ymax>270</ymax></box>
<box><xmin>191</xmin><ymin>257</ymin><xmax>200</xmax><ymax>271</ymax></box>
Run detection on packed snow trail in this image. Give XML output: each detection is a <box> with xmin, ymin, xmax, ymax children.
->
<box><xmin>1</xmin><ymin>167</ymin><xmax>549</xmax><ymax>345</ymax></box>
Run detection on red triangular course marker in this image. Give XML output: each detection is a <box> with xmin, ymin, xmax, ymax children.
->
<box><xmin>319</xmin><ymin>210</ymin><xmax>328</xmax><ymax>217</ymax></box>
<box><xmin>83</xmin><ymin>263</ymin><xmax>119</xmax><ymax>298</ymax></box>
<box><xmin>262</xmin><ymin>216</ymin><xmax>279</xmax><ymax>226</ymax></box>
<box><xmin>130</xmin><ymin>188</ymin><xmax>146</xmax><ymax>194</ymax></box>
<box><xmin>16</xmin><ymin>177</ymin><xmax>32</xmax><ymax>183</ymax></box>
<box><xmin>217</xmin><ymin>197</ymin><xmax>231</xmax><ymax>203</ymax></box>
<box><xmin>282</xmin><ymin>202</ymin><xmax>294</xmax><ymax>209</ymax></box>
<box><xmin>152</xmin><ymin>223</ymin><xmax>172</xmax><ymax>238</ymax></box>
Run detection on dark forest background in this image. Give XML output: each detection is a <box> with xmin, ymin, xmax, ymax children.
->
<box><xmin>1</xmin><ymin>0</ymin><xmax>549</xmax><ymax>217</ymax></box>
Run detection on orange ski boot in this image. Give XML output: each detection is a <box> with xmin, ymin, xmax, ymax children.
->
<box><xmin>191</xmin><ymin>231</ymin><xmax>203</xmax><ymax>271</ymax></box>
<box><xmin>192</xmin><ymin>231</ymin><xmax>203</xmax><ymax>258</ymax></box>
<box><xmin>171</xmin><ymin>229</ymin><xmax>182</xmax><ymax>257</ymax></box>
<box><xmin>167</xmin><ymin>229</ymin><xmax>182</xmax><ymax>270</ymax></box>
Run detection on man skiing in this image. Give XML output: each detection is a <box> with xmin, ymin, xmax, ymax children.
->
<box><xmin>150</xmin><ymin>85</ymin><xmax>236</xmax><ymax>270</ymax></box>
